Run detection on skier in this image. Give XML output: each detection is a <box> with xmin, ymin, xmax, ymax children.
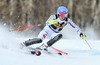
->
<box><xmin>21</xmin><ymin>6</ymin><xmax>86</xmax><ymax>50</ymax></box>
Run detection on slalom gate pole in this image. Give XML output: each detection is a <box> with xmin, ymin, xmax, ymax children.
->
<box><xmin>9</xmin><ymin>24</ymin><xmax>41</xmax><ymax>32</ymax></box>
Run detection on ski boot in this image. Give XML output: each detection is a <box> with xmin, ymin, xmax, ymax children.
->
<box><xmin>31</xmin><ymin>50</ymin><xmax>41</xmax><ymax>56</ymax></box>
<box><xmin>36</xmin><ymin>43</ymin><xmax>48</xmax><ymax>51</ymax></box>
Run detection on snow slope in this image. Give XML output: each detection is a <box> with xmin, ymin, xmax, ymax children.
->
<box><xmin>0</xmin><ymin>25</ymin><xmax>100</xmax><ymax>65</ymax></box>
<box><xmin>0</xmin><ymin>39</ymin><xmax>100</xmax><ymax>65</ymax></box>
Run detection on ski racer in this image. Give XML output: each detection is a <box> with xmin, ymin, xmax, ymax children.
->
<box><xmin>21</xmin><ymin>6</ymin><xmax>86</xmax><ymax>49</ymax></box>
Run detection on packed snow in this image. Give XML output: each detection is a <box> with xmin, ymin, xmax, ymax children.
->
<box><xmin>0</xmin><ymin>24</ymin><xmax>100</xmax><ymax>65</ymax></box>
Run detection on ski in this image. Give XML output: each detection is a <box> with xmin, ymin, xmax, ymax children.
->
<box><xmin>34</xmin><ymin>47</ymin><xmax>52</xmax><ymax>55</ymax></box>
<box><xmin>20</xmin><ymin>42</ymin><xmax>68</xmax><ymax>56</ymax></box>
<box><xmin>51</xmin><ymin>46</ymin><xmax>68</xmax><ymax>55</ymax></box>
<box><xmin>19</xmin><ymin>42</ymin><xmax>41</xmax><ymax>56</ymax></box>
<box><xmin>31</xmin><ymin>46</ymin><xmax>68</xmax><ymax>56</ymax></box>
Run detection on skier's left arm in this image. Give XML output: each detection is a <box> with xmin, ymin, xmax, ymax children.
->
<box><xmin>67</xmin><ymin>18</ymin><xmax>86</xmax><ymax>40</ymax></box>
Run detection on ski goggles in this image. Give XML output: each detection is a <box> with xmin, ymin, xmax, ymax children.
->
<box><xmin>59</xmin><ymin>14</ymin><xmax>67</xmax><ymax>17</ymax></box>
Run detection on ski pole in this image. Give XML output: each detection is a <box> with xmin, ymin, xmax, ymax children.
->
<box><xmin>84</xmin><ymin>40</ymin><xmax>92</xmax><ymax>49</ymax></box>
<box><xmin>81</xmin><ymin>35</ymin><xmax>92</xmax><ymax>49</ymax></box>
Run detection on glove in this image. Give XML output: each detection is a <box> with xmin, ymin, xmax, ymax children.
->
<box><xmin>80</xmin><ymin>33</ymin><xmax>86</xmax><ymax>40</ymax></box>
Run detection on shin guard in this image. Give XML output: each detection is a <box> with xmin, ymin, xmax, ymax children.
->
<box><xmin>24</xmin><ymin>38</ymin><xmax>42</xmax><ymax>46</ymax></box>
<box><xmin>47</xmin><ymin>34</ymin><xmax>62</xmax><ymax>47</ymax></box>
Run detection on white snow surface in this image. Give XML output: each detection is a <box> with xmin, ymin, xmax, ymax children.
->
<box><xmin>0</xmin><ymin>25</ymin><xmax>100</xmax><ymax>65</ymax></box>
